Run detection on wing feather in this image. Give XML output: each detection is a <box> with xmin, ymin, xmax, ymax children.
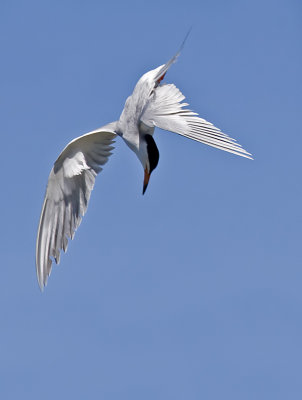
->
<box><xmin>141</xmin><ymin>84</ymin><xmax>252</xmax><ymax>159</ymax></box>
<box><xmin>36</xmin><ymin>125</ymin><xmax>117</xmax><ymax>289</ymax></box>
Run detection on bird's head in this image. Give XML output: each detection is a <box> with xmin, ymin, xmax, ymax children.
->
<box><xmin>140</xmin><ymin>134</ymin><xmax>159</xmax><ymax>194</ymax></box>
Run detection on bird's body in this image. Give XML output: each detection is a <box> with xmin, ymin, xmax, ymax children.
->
<box><xmin>117</xmin><ymin>66</ymin><xmax>160</xmax><ymax>166</ymax></box>
<box><xmin>36</xmin><ymin>46</ymin><xmax>252</xmax><ymax>290</ymax></box>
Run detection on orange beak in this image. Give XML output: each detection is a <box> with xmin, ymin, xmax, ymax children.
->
<box><xmin>142</xmin><ymin>167</ymin><xmax>151</xmax><ymax>195</ymax></box>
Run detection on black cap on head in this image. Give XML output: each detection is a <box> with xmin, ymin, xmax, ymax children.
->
<box><xmin>142</xmin><ymin>134</ymin><xmax>159</xmax><ymax>194</ymax></box>
<box><xmin>145</xmin><ymin>134</ymin><xmax>159</xmax><ymax>173</ymax></box>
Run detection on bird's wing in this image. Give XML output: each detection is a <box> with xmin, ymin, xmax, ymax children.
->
<box><xmin>140</xmin><ymin>83</ymin><xmax>252</xmax><ymax>159</ymax></box>
<box><xmin>36</xmin><ymin>125</ymin><xmax>117</xmax><ymax>289</ymax></box>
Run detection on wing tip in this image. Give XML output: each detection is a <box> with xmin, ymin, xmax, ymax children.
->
<box><xmin>37</xmin><ymin>271</ymin><xmax>46</xmax><ymax>292</ymax></box>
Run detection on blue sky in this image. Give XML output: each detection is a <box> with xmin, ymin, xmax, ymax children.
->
<box><xmin>1</xmin><ymin>0</ymin><xmax>301</xmax><ymax>398</ymax></box>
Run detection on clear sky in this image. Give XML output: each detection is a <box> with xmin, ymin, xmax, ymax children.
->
<box><xmin>1</xmin><ymin>0</ymin><xmax>301</xmax><ymax>399</ymax></box>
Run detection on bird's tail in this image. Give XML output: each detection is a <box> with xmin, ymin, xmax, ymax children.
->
<box><xmin>154</xmin><ymin>28</ymin><xmax>192</xmax><ymax>83</ymax></box>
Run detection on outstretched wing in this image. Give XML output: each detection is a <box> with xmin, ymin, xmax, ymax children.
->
<box><xmin>36</xmin><ymin>124</ymin><xmax>117</xmax><ymax>289</ymax></box>
<box><xmin>140</xmin><ymin>83</ymin><xmax>252</xmax><ymax>159</ymax></box>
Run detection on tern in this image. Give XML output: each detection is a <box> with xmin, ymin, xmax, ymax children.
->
<box><xmin>36</xmin><ymin>44</ymin><xmax>252</xmax><ymax>290</ymax></box>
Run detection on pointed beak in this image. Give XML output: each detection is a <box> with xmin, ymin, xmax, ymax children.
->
<box><xmin>142</xmin><ymin>167</ymin><xmax>151</xmax><ymax>195</ymax></box>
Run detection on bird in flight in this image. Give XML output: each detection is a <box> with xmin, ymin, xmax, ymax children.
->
<box><xmin>36</xmin><ymin>44</ymin><xmax>252</xmax><ymax>290</ymax></box>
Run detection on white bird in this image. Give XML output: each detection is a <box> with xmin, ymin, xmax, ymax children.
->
<box><xmin>36</xmin><ymin>44</ymin><xmax>252</xmax><ymax>290</ymax></box>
